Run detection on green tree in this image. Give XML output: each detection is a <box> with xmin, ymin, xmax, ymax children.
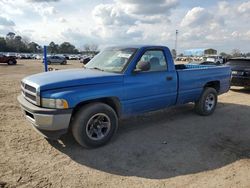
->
<box><xmin>0</xmin><ymin>37</ymin><xmax>7</xmax><ymax>52</ymax></box>
<box><xmin>28</xmin><ymin>42</ymin><xmax>42</xmax><ymax>53</ymax></box>
<box><xmin>6</xmin><ymin>32</ymin><xmax>15</xmax><ymax>40</ymax></box>
<box><xmin>220</xmin><ymin>52</ymin><xmax>232</xmax><ymax>58</ymax></box>
<box><xmin>59</xmin><ymin>42</ymin><xmax>78</xmax><ymax>54</ymax></box>
<box><xmin>6</xmin><ymin>32</ymin><xmax>16</xmax><ymax>51</ymax></box>
<box><xmin>48</xmin><ymin>41</ymin><xmax>59</xmax><ymax>54</ymax></box>
<box><xmin>231</xmin><ymin>49</ymin><xmax>241</xmax><ymax>57</ymax></box>
<box><xmin>83</xmin><ymin>43</ymin><xmax>98</xmax><ymax>55</ymax></box>
<box><xmin>14</xmin><ymin>35</ymin><xmax>26</xmax><ymax>52</ymax></box>
<box><xmin>246</xmin><ymin>52</ymin><xmax>250</xmax><ymax>57</ymax></box>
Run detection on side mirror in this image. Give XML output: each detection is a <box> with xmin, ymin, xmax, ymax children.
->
<box><xmin>134</xmin><ymin>61</ymin><xmax>150</xmax><ymax>73</ymax></box>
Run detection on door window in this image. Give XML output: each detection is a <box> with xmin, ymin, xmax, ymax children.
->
<box><xmin>136</xmin><ymin>50</ymin><xmax>167</xmax><ymax>72</ymax></box>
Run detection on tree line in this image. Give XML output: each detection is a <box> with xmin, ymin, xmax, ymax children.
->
<box><xmin>0</xmin><ymin>32</ymin><xmax>98</xmax><ymax>54</ymax></box>
<box><xmin>220</xmin><ymin>49</ymin><xmax>250</xmax><ymax>58</ymax></box>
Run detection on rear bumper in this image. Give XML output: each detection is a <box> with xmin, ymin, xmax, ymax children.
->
<box><xmin>17</xmin><ymin>95</ymin><xmax>72</xmax><ymax>139</ymax></box>
<box><xmin>231</xmin><ymin>76</ymin><xmax>250</xmax><ymax>86</ymax></box>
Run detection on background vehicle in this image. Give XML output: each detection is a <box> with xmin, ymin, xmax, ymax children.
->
<box><xmin>69</xmin><ymin>55</ymin><xmax>79</xmax><ymax>60</ymax></box>
<box><xmin>18</xmin><ymin>45</ymin><xmax>231</xmax><ymax>148</ymax></box>
<box><xmin>80</xmin><ymin>56</ymin><xmax>91</xmax><ymax>64</ymax></box>
<box><xmin>0</xmin><ymin>54</ymin><xmax>17</xmax><ymax>65</ymax></box>
<box><xmin>188</xmin><ymin>60</ymin><xmax>223</xmax><ymax>66</ymax></box>
<box><xmin>205</xmin><ymin>55</ymin><xmax>224</xmax><ymax>64</ymax></box>
<box><xmin>226</xmin><ymin>58</ymin><xmax>250</xmax><ymax>87</ymax></box>
<box><xmin>44</xmin><ymin>55</ymin><xmax>67</xmax><ymax>65</ymax></box>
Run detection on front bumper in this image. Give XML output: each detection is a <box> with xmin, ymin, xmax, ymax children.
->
<box><xmin>231</xmin><ymin>76</ymin><xmax>250</xmax><ymax>87</ymax></box>
<box><xmin>17</xmin><ymin>95</ymin><xmax>72</xmax><ymax>139</ymax></box>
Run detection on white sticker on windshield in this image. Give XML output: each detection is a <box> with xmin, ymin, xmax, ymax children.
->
<box><xmin>117</xmin><ymin>53</ymin><xmax>131</xmax><ymax>58</ymax></box>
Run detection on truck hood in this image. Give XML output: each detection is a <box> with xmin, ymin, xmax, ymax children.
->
<box><xmin>23</xmin><ymin>68</ymin><xmax>123</xmax><ymax>91</ymax></box>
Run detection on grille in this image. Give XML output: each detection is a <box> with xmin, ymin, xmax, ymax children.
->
<box><xmin>21</xmin><ymin>81</ymin><xmax>38</xmax><ymax>105</ymax></box>
<box><xmin>25</xmin><ymin>84</ymin><xmax>36</xmax><ymax>93</ymax></box>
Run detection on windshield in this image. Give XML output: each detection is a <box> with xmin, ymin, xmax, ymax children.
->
<box><xmin>85</xmin><ymin>47</ymin><xmax>137</xmax><ymax>72</ymax></box>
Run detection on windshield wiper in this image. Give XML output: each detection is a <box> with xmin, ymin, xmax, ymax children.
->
<box><xmin>90</xmin><ymin>67</ymin><xmax>104</xmax><ymax>71</ymax></box>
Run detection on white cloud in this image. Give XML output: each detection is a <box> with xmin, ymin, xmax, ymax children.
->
<box><xmin>58</xmin><ymin>17</ymin><xmax>67</xmax><ymax>23</ymax></box>
<box><xmin>0</xmin><ymin>16</ymin><xmax>15</xmax><ymax>26</ymax></box>
<box><xmin>93</xmin><ymin>4</ymin><xmax>135</xmax><ymax>26</ymax></box>
<box><xmin>218</xmin><ymin>1</ymin><xmax>230</xmax><ymax>15</ymax></box>
<box><xmin>33</xmin><ymin>4</ymin><xmax>57</xmax><ymax>17</ymax></box>
<box><xmin>180</xmin><ymin>7</ymin><xmax>212</xmax><ymax>27</ymax></box>
<box><xmin>0</xmin><ymin>0</ymin><xmax>249</xmax><ymax>53</ymax></box>
<box><xmin>116</xmin><ymin>0</ymin><xmax>178</xmax><ymax>15</ymax></box>
<box><xmin>238</xmin><ymin>1</ymin><xmax>250</xmax><ymax>14</ymax></box>
<box><xmin>90</xmin><ymin>0</ymin><xmax>178</xmax><ymax>46</ymax></box>
<box><xmin>27</xmin><ymin>0</ymin><xmax>59</xmax><ymax>2</ymax></box>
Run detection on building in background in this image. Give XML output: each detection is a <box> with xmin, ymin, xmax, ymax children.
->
<box><xmin>184</xmin><ymin>48</ymin><xmax>217</xmax><ymax>56</ymax></box>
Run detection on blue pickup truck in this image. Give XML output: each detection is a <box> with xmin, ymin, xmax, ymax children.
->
<box><xmin>18</xmin><ymin>45</ymin><xmax>231</xmax><ymax>148</ymax></box>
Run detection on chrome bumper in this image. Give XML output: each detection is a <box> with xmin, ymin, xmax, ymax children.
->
<box><xmin>17</xmin><ymin>95</ymin><xmax>72</xmax><ymax>139</ymax></box>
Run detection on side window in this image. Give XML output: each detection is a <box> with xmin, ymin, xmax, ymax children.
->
<box><xmin>136</xmin><ymin>50</ymin><xmax>167</xmax><ymax>72</ymax></box>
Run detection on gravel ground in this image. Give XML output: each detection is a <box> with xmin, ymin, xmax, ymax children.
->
<box><xmin>0</xmin><ymin>60</ymin><xmax>250</xmax><ymax>188</ymax></box>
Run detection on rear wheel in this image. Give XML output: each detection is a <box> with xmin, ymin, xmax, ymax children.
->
<box><xmin>7</xmin><ymin>60</ymin><xmax>16</xmax><ymax>65</ymax></box>
<box><xmin>195</xmin><ymin>87</ymin><xmax>218</xmax><ymax>116</ymax></box>
<box><xmin>71</xmin><ymin>103</ymin><xmax>118</xmax><ymax>148</ymax></box>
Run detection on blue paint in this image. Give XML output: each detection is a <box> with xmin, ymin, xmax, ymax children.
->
<box><xmin>43</xmin><ymin>46</ymin><xmax>48</xmax><ymax>72</ymax></box>
<box><xmin>22</xmin><ymin>45</ymin><xmax>231</xmax><ymax>117</ymax></box>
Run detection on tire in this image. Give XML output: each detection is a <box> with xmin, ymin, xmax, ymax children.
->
<box><xmin>71</xmin><ymin>103</ymin><xmax>118</xmax><ymax>148</ymax></box>
<box><xmin>194</xmin><ymin>87</ymin><xmax>218</xmax><ymax>116</ymax></box>
<box><xmin>47</xmin><ymin>61</ymin><xmax>51</xmax><ymax>65</ymax></box>
<box><xmin>7</xmin><ymin>60</ymin><xmax>16</xmax><ymax>65</ymax></box>
<box><xmin>61</xmin><ymin>61</ymin><xmax>67</xmax><ymax>65</ymax></box>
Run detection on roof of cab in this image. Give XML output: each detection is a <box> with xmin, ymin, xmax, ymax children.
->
<box><xmin>107</xmin><ymin>44</ymin><xmax>168</xmax><ymax>49</ymax></box>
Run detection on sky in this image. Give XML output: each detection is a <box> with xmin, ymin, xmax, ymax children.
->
<box><xmin>0</xmin><ymin>0</ymin><xmax>250</xmax><ymax>53</ymax></box>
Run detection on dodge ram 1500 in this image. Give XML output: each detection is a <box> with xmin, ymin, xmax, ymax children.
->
<box><xmin>18</xmin><ymin>45</ymin><xmax>231</xmax><ymax>148</ymax></box>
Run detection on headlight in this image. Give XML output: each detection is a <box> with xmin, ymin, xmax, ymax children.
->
<box><xmin>41</xmin><ymin>98</ymin><xmax>69</xmax><ymax>109</ymax></box>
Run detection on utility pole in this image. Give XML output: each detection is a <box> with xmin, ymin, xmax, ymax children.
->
<box><xmin>175</xmin><ymin>29</ymin><xmax>178</xmax><ymax>57</ymax></box>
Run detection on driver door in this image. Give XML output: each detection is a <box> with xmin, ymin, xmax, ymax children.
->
<box><xmin>123</xmin><ymin>49</ymin><xmax>177</xmax><ymax>115</ymax></box>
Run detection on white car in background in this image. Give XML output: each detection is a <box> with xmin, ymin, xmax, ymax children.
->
<box><xmin>206</xmin><ymin>55</ymin><xmax>224</xmax><ymax>64</ymax></box>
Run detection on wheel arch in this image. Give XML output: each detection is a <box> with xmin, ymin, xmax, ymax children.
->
<box><xmin>71</xmin><ymin>97</ymin><xmax>122</xmax><ymax>120</ymax></box>
<box><xmin>204</xmin><ymin>81</ymin><xmax>220</xmax><ymax>93</ymax></box>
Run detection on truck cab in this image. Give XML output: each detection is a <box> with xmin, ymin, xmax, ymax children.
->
<box><xmin>18</xmin><ymin>45</ymin><xmax>231</xmax><ymax>148</ymax></box>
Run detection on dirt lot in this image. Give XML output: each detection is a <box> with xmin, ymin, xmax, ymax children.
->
<box><xmin>0</xmin><ymin>60</ymin><xmax>250</xmax><ymax>188</ymax></box>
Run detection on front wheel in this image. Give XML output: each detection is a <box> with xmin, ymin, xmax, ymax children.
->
<box><xmin>71</xmin><ymin>103</ymin><xmax>118</xmax><ymax>148</ymax></box>
<box><xmin>8</xmin><ymin>60</ymin><xmax>16</xmax><ymax>65</ymax></box>
<box><xmin>194</xmin><ymin>87</ymin><xmax>218</xmax><ymax>116</ymax></box>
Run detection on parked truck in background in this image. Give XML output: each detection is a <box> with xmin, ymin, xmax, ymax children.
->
<box><xmin>0</xmin><ymin>54</ymin><xmax>17</xmax><ymax>65</ymax></box>
<box><xmin>205</xmin><ymin>55</ymin><xmax>224</xmax><ymax>64</ymax></box>
<box><xmin>18</xmin><ymin>45</ymin><xmax>231</xmax><ymax>148</ymax></box>
<box><xmin>226</xmin><ymin>58</ymin><xmax>250</xmax><ymax>87</ymax></box>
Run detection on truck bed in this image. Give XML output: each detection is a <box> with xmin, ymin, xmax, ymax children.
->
<box><xmin>175</xmin><ymin>64</ymin><xmax>215</xmax><ymax>70</ymax></box>
<box><xmin>175</xmin><ymin>64</ymin><xmax>231</xmax><ymax>104</ymax></box>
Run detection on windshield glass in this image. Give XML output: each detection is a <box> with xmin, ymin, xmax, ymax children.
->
<box><xmin>85</xmin><ymin>47</ymin><xmax>137</xmax><ymax>72</ymax></box>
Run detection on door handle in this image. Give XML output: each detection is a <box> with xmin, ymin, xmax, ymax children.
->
<box><xmin>166</xmin><ymin>76</ymin><xmax>173</xmax><ymax>81</ymax></box>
